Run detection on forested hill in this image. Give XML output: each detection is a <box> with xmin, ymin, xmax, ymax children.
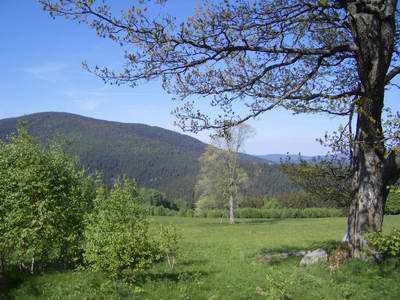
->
<box><xmin>0</xmin><ymin>112</ymin><xmax>296</xmax><ymax>204</ymax></box>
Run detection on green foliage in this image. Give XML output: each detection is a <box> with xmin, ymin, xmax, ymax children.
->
<box><xmin>263</xmin><ymin>270</ymin><xmax>296</xmax><ymax>299</ymax></box>
<box><xmin>195</xmin><ymin>141</ymin><xmax>251</xmax><ymax>223</ymax></box>
<box><xmin>238</xmin><ymin>196</ymin><xmax>265</xmax><ymax>208</ymax></box>
<box><xmin>195</xmin><ymin>146</ymin><xmax>237</xmax><ymax>209</ymax></box>
<box><xmin>263</xmin><ymin>197</ymin><xmax>283</xmax><ymax>209</ymax></box>
<box><xmin>281</xmin><ymin>158</ymin><xmax>351</xmax><ymax>209</ymax></box>
<box><xmin>195</xmin><ymin>195</ymin><xmax>222</xmax><ymax>211</ymax></box>
<box><xmin>367</xmin><ymin>229</ymin><xmax>400</xmax><ymax>259</ymax></box>
<box><xmin>139</xmin><ymin>187</ymin><xmax>178</xmax><ymax>210</ymax></box>
<box><xmin>177</xmin><ymin>209</ymin><xmax>195</xmax><ymax>217</ymax></box>
<box><xmin>147</xmin><ymin>205</ymin><xmax>178</xmax><ymax>216</ymax></box>
<box><xmin>276</xmin><ymin>192</ymin><xmax>324</xmax><ymax>209</ymax></box>
<box><xmin>386</xmin><ymin>187</ymin><xmax>400</xmax><ymax>215</ymax></box>
<box><xmin>0</xmin><ymin>125</ymin><xmax>96</xmax><ymax>273</ymax></box>
<box><xmin>235</xmin><ymin>208</ymin><xmax>264</xmax><ymax>218</ymax></box>
<box><xmin>158</xmin><ymin>225</ymin><xmax>181</xmax><ymax>271</ymax></box>
<box><xmin>83</xmin><ymin>178</ymin><xmax>160</xmax><ymax>280</ymax></box>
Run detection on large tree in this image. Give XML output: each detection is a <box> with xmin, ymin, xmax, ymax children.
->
<box><xmin>40</xmin><ymin>0</ymin><xmax>400</xmax><ymax>257</ymax></box>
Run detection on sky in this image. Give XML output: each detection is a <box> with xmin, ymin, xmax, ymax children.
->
<box><xmin>0</xmin><ymin>1</ymin><xmax>398</xmax><ymax>155</ymax></box>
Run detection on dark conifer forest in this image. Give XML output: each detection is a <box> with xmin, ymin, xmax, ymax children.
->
<box><xmin>0</xmin><ymin>112</ymin><xmax>297</xmax><ymax>205</ymax></box>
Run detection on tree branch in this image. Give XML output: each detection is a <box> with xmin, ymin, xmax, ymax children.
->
<box><xmin>385</xmin><ymin>66</ymin><xmax>400</xmax><ymax>84</ymax></box>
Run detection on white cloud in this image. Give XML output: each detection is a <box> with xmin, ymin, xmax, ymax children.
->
<box><xmin>23</xmin><ymin>63</ymin><xmax>67</xmax><ymax>82</ymax></box>
<box><xmin>72</xmin><ymin>99</ymin><xmax>101</xmax><ymax>112</ymax></box>
<box><xmin>65</xmin><ymin>88</ymin><xmax>109</xmax><ymax>112</ymax></box>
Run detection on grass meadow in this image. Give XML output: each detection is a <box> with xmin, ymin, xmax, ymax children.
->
<box><xmin>5</xmin><ymin>216</ymin><xmax>400</xmax><ymax>299</ymax></box>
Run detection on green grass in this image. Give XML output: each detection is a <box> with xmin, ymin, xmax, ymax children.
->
<box><xmin>4</xmin><ymin>216</ymin><xmax>400</xmax><ymax>299</ymax></box>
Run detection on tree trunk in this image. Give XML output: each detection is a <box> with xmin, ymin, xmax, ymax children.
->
<box><xmin>229</xmin><ymin>194</ymin><xmax>235</xmax><ymax>224</ymax></box>
<box><xmin>30</xmin><ymin>257</ymin><xmax>35</xmax><ymax>274</ymax></box>
<box><xmin>345</xmin><ymin>0</ymin><xmax>397</xmax><ymax>257</ymax></box>
<box><xmin>346</xmin><ymin>136</ymin><xmax>388</xmax><ymax>257</ymax></box>
<box><xmin>347</xmin><ymin>116</ymin><xmax>400</xmax><ymax>257</ymax></box>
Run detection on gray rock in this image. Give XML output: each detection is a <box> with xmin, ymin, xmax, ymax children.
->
<box><xmin>300</xmin><ymin>249</ymin><xmax>328</xmax><ymax>266</ymax></box>
<box><xmin>258</xmin><ymin>250</ymin><xmax>309</xmax><ymax>263</ymax></box>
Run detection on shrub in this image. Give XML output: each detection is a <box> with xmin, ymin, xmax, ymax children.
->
<box><xmin>139</xmin><ymin>188</ymin><xmax>178</xmax><ymax>210</ymax></box>
<box><xmin>366</xmin><ymin>229</ymin><xmax>400</xmax><ymax>259</ymax></box>
<box><xmin>148</xmin><ymin>206</ymin><xmax>177</xmax><ymax>216</ymax></box>
<box><xmin>386</xmin><ymin>188</ymin><xmax>400</xmax><ymax>215</ymax></box>
<box><xmin>263</xmin><ymin>198</ymin><xmax>282</xmax><ymax>209</ymax></box>
<box><xmin>239</xmin><ymin>196</ymin><xmax>265</xmax><ymax>208</ymax></box>
<box><xmin>84</xmin><ymin>178</ymin><xmax>160</xmax><ymax>280</ymax></box>
<box><xmin>269</xmin><ymin>209</ymin><xmax>283</xmax><ymax>218</ymax></box>
<box><xmin>206</xmin><ymin>209</ymin><xmax>227</xmax><ymax>218</ymax></box>
<box><xmin>0</xmin><ymin>126</ymin><xmax>96</xmax><ymax>273</ymax></box>
<box><xmin>177</xmin><ymin>209</ymin><xmax>194</xmax><ymax>217</ymax></box>
<box><xmin>236</xmin><ymin>208</ymin><xmax>263</xmax><ymax>218</ymax></box>
<box><xmin>276</xmin><ymin>192</ymin><xmax>319</xmax><ymax>209</ymax></box>
<box><xmin>158</xmin><ymin>225</ymin><xmax>181</xmax><ymax>270</ymax></box>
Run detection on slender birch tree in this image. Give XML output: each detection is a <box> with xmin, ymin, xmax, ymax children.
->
<box><xmin>196</xmin><ymin>124</ymin><xmax>253</xmax><ymax>224</ymax></box>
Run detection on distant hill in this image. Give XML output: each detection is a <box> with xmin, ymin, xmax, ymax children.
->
<box><xmin>257</xmin><ymin>154</ymin><xmax>327</xmax><ymax>164</ymax></box>
<box><xmin>0</xmin><ymin>112</ymin><xmax>297</xmax><ymax>204</ymax></box>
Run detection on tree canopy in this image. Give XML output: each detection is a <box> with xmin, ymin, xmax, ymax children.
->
<box><xmin>39</xmin><ymin>0</ymin><xmax>400</xmax><ymax>257</ymax></box>
<box><xmin>40</xmin><ymin>0</ymin><xmax>399</xmax><ymax>132</ymax></box>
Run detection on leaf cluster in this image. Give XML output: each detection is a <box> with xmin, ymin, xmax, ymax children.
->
<box><xmin>367</xmin><ymin>229</ymin><xmax>400</xmax><ymax>259</ymax></box>
<box><xmin>281</xmin><ymin>157</ymin><xmax>351</xmax><ymax>209</ymax></box>
<box><xmin>83</xmin><ymin>178</ymin><xmax>179</xmax><ymax>280</ymax></box>
<box><xmin>0</xmin><ymin>125</ymin><xmax>96</xmax><ymax>274</ymax></box>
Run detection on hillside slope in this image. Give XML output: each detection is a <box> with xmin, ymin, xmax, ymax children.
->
<box><xmin>0</xmin><ymin>112</ymin><xmax>296</xmax><ymax>203</ymax></box>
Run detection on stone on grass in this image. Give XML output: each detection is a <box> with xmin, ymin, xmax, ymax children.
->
<box><xmin>300</xmin><ymin>249</ymin><xmax>328</xmax><ymax>266</ymax></box>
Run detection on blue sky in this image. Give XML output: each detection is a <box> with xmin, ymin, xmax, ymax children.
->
<box><xmin>0</xmin><ymin>1</ymin><xmax>398</xmax><ymax>155</ymax></box>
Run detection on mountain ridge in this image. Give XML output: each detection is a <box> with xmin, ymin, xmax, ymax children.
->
<box><xmin>0</xmin><ymin>112</ymin><xmax>297</xmax><ymax>204</ymax></box>
<box><xmin>257</xmin><ymin>154</ymin><xmax>326</xmax><ymax>164</ymax></box>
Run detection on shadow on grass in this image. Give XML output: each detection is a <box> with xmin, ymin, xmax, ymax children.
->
<box><xmin>0</xmin><ymin>269</ymin><xmax>31</xmax><ymax>299</ymax></box>
<box><xmin>257</xmin><ymin>239</ymin><xmax>346</xmax><ymax>266</ymax></box>
<box><xmin>2</xmin><ymin>258</ymin><xmax>213</xmax><ymax>298</ymax></box>
<box><xmin>179</xmin><ymin>258</ymin><xmax>209</xmax><ymax>267</ymax></box>
<box><xmin>236</xmin><ymin>218</ymin><xmax>286</xmax><ymax>225</ymax></box>
<box><xmin>259</xmin><ymin>239</ymin><xmax>342</xmax><ymax>256</ymax></box>
<box><xmin>0</xmin><ymin>262</ymin><xmax>85</xmax><ymax>300</ymax></box>
<box><xmin>142</xmin><ymin>269</ymin><xmax>212</xmax><ymax>284</ymax></box>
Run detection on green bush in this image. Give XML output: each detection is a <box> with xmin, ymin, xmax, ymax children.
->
<box><xmin>83</xmin><ymin>178</ymin><xmax>160</xmax><ymax>280</ymax></box>
<box><xmin>148</xmin><ymin>206</ymin><xmax>177</xmax><ymax>216</ymax></box>
<box><xmin>367</xmin><ymin>229</ymin><xmax>400</xmax><ymax>259</ymax></box>
<box><xmin>386</xmin><ymin>188</ymin><xmax>400</xmax><ymax>215</ymax></box>
<box><xmin>236</xmin><ymin>208</ymin><xmax>263</xmax><ymax>218</ymax></box>
<box><xmin>0</xmin><ymin>126</ymin><xmax>96</xmax><ymax>273</ymax></box>
<box><xmin>139</xmin><ymin>188</ymin><xmax>178</xmax><ymax>210</ymax></box>
<box><xmin>158</xmin><ymin>225</ymin><xmax>181</xmax><ymax>270</ymax></box>
<box><xmin>177</xmin><ymin>209</ymin><xmax>194</xmax><ymax>217</ymax></box>
<box><xmin>263</xmin><ymin>198</ymin><xmax>282</xmax><ymax>209</ymax></box>
<box><xmin>206</xmin><ymin>209</ymin><xmax>227</xmax><ymax>218</ymax></box>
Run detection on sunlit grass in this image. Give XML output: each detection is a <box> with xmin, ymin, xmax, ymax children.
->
<box><xmin>6</xmin><ymin>216</ymin><xmax>400</xmax><ymax>299</ymax></box>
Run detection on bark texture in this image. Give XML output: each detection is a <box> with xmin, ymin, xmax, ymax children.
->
<box><xmin>346</xmin><ymin>0</ymin><xmax>398</xmax><ymax>257</ymax></box>
<box><xmin>229</xmin><ymin>194</ymin><xmax>235</xmax><ymax>224</ymax></box>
